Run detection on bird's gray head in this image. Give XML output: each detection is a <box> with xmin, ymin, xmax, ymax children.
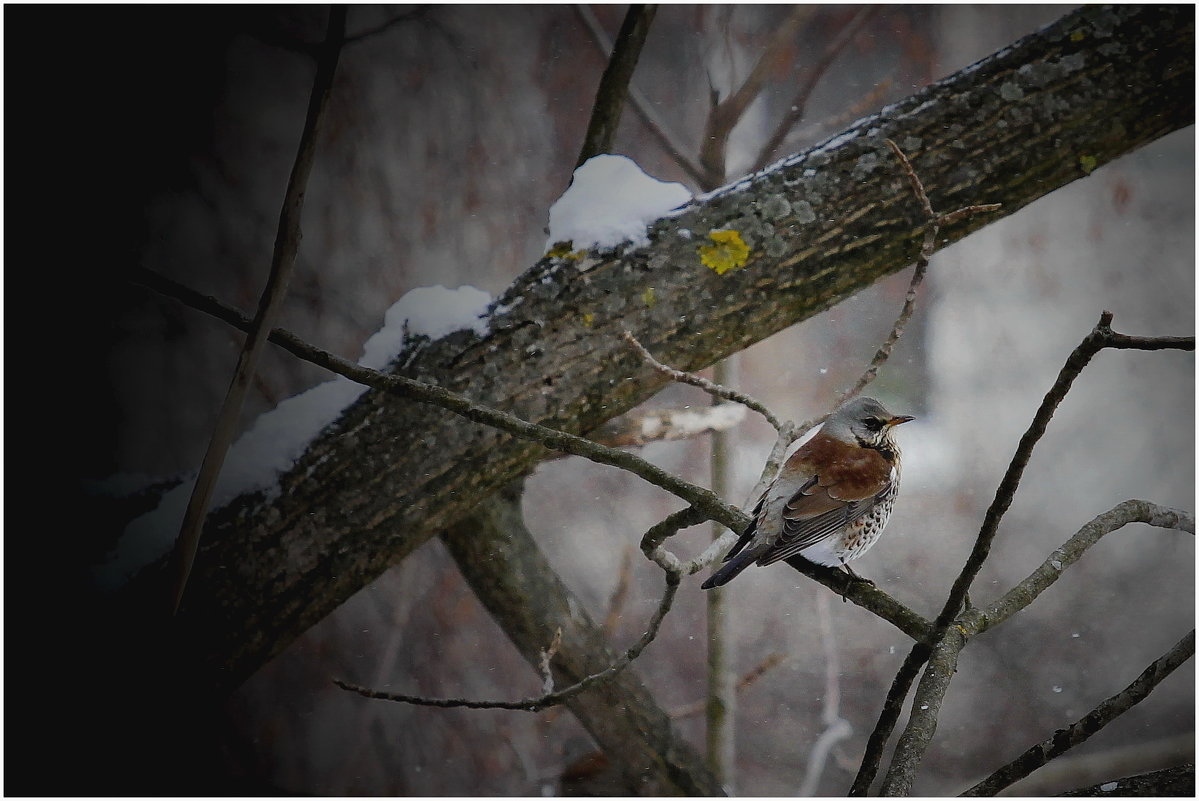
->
<box><xmin>822</xmin><ymin>396</ymin><xmax>915</xmax><ymax>450</ymax></box>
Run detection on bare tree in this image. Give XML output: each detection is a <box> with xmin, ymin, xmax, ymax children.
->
<box><xmin>11</xmin><ymin>4</ymin><xmax>1191</xmax><ymax>796</ymax></box>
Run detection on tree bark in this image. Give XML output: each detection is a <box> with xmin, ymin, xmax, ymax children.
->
<box><xmin>111</xmin><ymin>4</ymin><xmax>1193</xmax><ymax>698</ymax></box>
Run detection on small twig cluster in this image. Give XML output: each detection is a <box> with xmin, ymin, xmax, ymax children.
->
<box><xmin>852</xmin><ymin>313</ymin><xmax>1196</xmax><ymax>797</ymax></box>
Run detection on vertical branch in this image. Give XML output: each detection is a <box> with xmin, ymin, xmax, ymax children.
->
<box><xmin>574</xmin><ymin>4</ymin><xmax>706</xmax><ymax>186</ymax></box>
<box><xmin>169</xmin><ymin>5</ymin><xmax>347</xmax><ymax>613</ymax></box>
<box><xmin>575</xmin><ymin>4</ymin><xmax>658</xmax><ymax>167</ymax></box>
<box><xmin>706</xmin><ymin>358</ymin><xmax>737</xmax><ymax>790</ymax></box>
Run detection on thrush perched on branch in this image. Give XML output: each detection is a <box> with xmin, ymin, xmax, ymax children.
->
<box><xmin>701</xmin><ymin>396</ymin><xmax>914</xmax><ymax>589</ymax></box>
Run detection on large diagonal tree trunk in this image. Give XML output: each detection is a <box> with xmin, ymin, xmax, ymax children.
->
<box><xmin>111</xmin><ymin>4</ymin><xmax>1191</xmax><ymax>703</ymax></box>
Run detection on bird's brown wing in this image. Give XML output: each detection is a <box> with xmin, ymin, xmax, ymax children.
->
<box><xmin>755</xmin><ymin>471</ymin><xmax>893</xmax><ymax>566</ymax></box>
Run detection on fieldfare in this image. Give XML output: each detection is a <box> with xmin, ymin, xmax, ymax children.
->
<box><xmin>701</xmin><ymin>396</ymin><xmax>913</xmax><ymax>589</ymax></box>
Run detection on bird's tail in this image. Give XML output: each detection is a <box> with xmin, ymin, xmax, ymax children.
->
<box><xmin>700</xmin><ymin>549</ymin><xmax>758</xmax><ymax>589</ymax></box>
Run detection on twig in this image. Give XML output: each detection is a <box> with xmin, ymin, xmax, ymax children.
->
<box><xmin>978</xmin><ymin>500</ymin><xmax>1194</xmax><ymax>633</ymax></box>
<box><xmin>879</xmin><ymin>620</ymin><xmax>974</xmax><ymax>796</ymax></box>
<box><xmin>856</xmin><ymin>500</ymin><xmax>1194</xmax><ymax>795</ymax></box>
<box><xmin>575</xmin><ymin>4</ymin><xmax>658</xmax><ymax>168</ymax></box>
<box><xmin>622</xmin><ymin>331</ymin><xmax>782</xmax><ymax>431</ymax></box>
<box><xmin>752</xmin><ymin>6</ymin><xmax>877</xmax><ymax>171</ymax></box>
<box><xmin>335</xmin><ymin>571</ymin><xmax>681</xmax><ymax>712</ymax></box>
<box><xmin>841</xmin><ymin>140</ymin><xmax>1000</xmax><ymax>403</ymax></box>
<box><xmin>873</xmin><ymin>311</ymin><xmax>1196</xmax><ymax>795</ymax></box>
<box><xmin>936</xmin><ymin>312</ymin><xmax>1193</xmax><ymax>635</ymax></box>
<box><xmin>574</xmin><ymin>4</ymin><xmax>706</xmax><ymax>186</ymax></box>
<box><xmin>1055</xmin><ymin>764</ymin><xmax>1196</xmax><ymax>797</ymax></box>
<box><xmin>640</xmin><ymin>506</ymin><xmax>712</xmax><ymax>574</ymax></box>
<box><xmin>961</xmin><ymin>630</ymin><xmax>1195</xmax><ymax>796</ymax></box>
<box><xmin>168</xmin><ymin>6</ymin><xmax>347</xmax><ymax>614</ymax></box>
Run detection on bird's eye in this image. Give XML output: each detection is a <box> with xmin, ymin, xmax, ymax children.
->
<box><xmin>863</xmin><ymin>417</ymin><xmax>885</xmax><ymax>431</ymax></box>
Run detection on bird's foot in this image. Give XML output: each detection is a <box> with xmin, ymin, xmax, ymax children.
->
<box><xmin>834</xmin><ymin>564</ymin><xmax>873</xmax><ymax>602</ymax></box>
<box><xmin>841</xmin><ymin>563</ymin><xmax>874</xmax><ymax>586</ymax></box>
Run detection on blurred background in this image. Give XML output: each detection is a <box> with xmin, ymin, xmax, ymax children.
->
<box><xmin>15</xmin><ymin>4</ymin><xmax>1192</xmax><ymax>795</ymax></box>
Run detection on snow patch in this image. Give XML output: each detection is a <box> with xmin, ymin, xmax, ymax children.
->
<box><xmin>360</xmin><ymin>284</ymin><xmax>491</xmax><ymax>368</ymax></box>
<box><xmin>93</xmin><ymin>285</ymin><xmax>493</xmax><ymax>590</ymax></box>
<box><xmin>545</xmin><ymin>155</ymin><xmax>692</xmax><ymax>251</ymax></box>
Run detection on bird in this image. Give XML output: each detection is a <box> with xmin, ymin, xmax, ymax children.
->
<box><xmin>701</xmin><ymin>396</ymin><xmax>914</xmax><ymax>589</ymax></box>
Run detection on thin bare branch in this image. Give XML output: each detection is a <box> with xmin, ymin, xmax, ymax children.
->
<box><xmin>841</xmin><ymin>141</ymin><xmax>1000</xmax><ymax>403</ymax></box>
<box><xmin>1056</xmin><ymin>765</ymin><xmax>1196</xmax><ymax>797</ymax></box>
<box><xmin>706</xmin><ymin>357</ymin><xmax>737</xmax><ymax>788</ymax></box>
<box><xmin>576</xmin><ymin>4</ymin><xmax>658</xmax><ymax>167</ymax></box>
<box><xmin>168</xmin><ymin>6</ymin><xmax>346</xmax><ymax>614</ymax></box>
<box><xmin>935</xmin><ymin>313</ymin><xmax>1193</xmax><ymax>634</ymax></box>
<box><xmin>334</xmin><ymin>571</ymin><xmax>681</xmax><ymax>712</ymax></box>
<box><xmin>979</xmin><ymin>500</ymin><xmax>1194</xmax><ymax>633</ymax></box>
<box><xmin>574</xmin><ymin>4</ymin><xmax>707</xmax><ymax>186</ymax></box>
<box><xmin>622</xmin><ymin>330</ymin><xmax>782</xmax><ymax>430</ymax></box>
<box><xmin>640</xmin><ymin>506</ymin><xmax>711</xmax><ymax>574</ymax></box>
<box><xmin>961</xmin><ymin>630</ymin><xmax>1195</xmax><ymax>796</ymax></box>
<box><xmin>753</xmin><ymin>6</ymin><xmax>877</xmax><ymax>171</ymax></box>
<box><xmin>785</xmin><ymin>557</ymin><xmax>934</xmax><ymax>644</ymax></box>
<box><xmin>879</xmin><ymin>622</ymin><xmax>974</xmax><ymax>796</ymax></box>
<box><xmin>873</xmin><ymin>312</ymin><xmax>1196</xmax><ymax>795</ymax></box>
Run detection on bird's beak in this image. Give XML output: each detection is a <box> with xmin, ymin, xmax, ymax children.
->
<box><xmin>887</xmin><ymin>414</ymin><xmax>915</xmax><ymax>427</ymax></box>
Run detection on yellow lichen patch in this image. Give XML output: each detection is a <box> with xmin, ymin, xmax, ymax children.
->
<box><xmin>581</xmin><ymin>311</ymin><xmax>594</xmax><ymax>327</ymax></box>
<box><xmin>698</xmin><ymin>229</ymin><xmax>750</xmax><ymax>274</ymax></box>
<box><xmin>641</xmin><ymin>287</ymin><xmax>657</xmax><ymax>307</ymax></box>
<box><xmin>545</xmin><ymin>241</ymin><xmax>585</xmax><ymax>260</ymax></box>
<box><xmin>1070</xmin><ymin>30</ymin><xmax>1085</xmax><ymax>42</ymax></box>
<box><xmin>1078</xmin><ymin>154</ymin><xmax>1098</xmax><ymax>175</ymax></box>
